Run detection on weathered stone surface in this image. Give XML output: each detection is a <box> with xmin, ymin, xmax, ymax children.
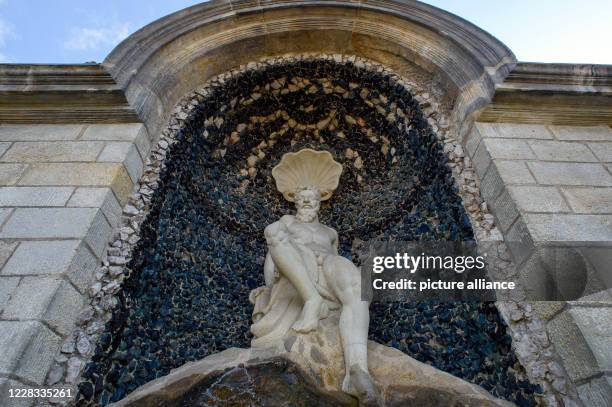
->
<box><xmin>3</xmin><ymin>276</ymin><xmax>83</xmax><ymax>335</ymax></box>
<box><xmin>0</xmin><ymin>186</ymin><xmax>74</xmax><ymax>207</ymax></box>
<box><xmin>98</xmin><ymin>142</ymin><xmax>143</xmax><ymax>183</ymax></box>
<box><xmin>0</xmin><ymin>207</ymin><xmax>12</xmax><ymax>226</ymax></box>
<box><xmin>0</xmin><ymin>141</ymin><xmax>104</xmax><ymax>162</ymax></box>
<box><xmin>562</xmin><ymin>187</ymin><xmax>612</xmax><ymax>213</ymax></box>
<box><xmin>97</xmin><ymin>141</ymin><xmax>132</xmax><ymax>162</ymax></box>
<box><xmin>112</xmin><ymin>314</ymin><xmax>512</xmax><ymax>407</ymax></box>
<box><xmin>1</xmin><ymin>240</ymin><xmax>80</xmax><ymax>276</ymax></box>
<box><xmin>471</xmin><ymin>140</ymin><xmax>492</xmax><ymax>178</ymax></box>
<box><xmin>0</xmin><ymin>208</ymin><xmax>98</xmax><ymax>239</ymax></box>
<box><xmin>0</xmin><ymin>125</ymin><xmax>83</xmax><ymax>141</ymax></box>
<box><xmin>65</xmin><ymin>242</ymin><xmax>99</xmax><ymax>293</ymax></box>
<box><xmin>569</xmin><ymin>307</ymin><xmax>612</xmax><ymax>373</ymax></box>
<box><xmin>505</xmin><ymin>218</ymin><xmax>534</xmax><ymax>265</ymax></box>
<box><xmin>547</xmin><ymin>310</ymin><xmax>600</xmax><ymax>382</ymax></box>
<box><xmin>0</xmin><ymin>163</ymin><xmax>28</xmax><ymax>185</ymax></box>
<box><xmin>17</xmin><ymin>162</ymin><xmax>133</xmax><ymax>203</ymax></box>
<box><xmin>0</xmin><ymin>142</ymin><xmax>11</xmax><ymax>157</ymax></box>
<box><xmin>82</xmin><ymin>123</ymin><xmax>144</xmax><ymax>142</ymax></box>
<box><xmin>494</xmin><ymin>161</ymin><xmax>536</xmax><ymax>185</ymax></box>
<box><xmin>483</xmin><ymin>138</ymin><xmax>535</xmax><ymax>160</ymax></box>
<box><xmin>480</xmin><ymin>164</ymin><xmax>505</xmax><ymax>201</ymax></box>
<box><xmin>0</xmin><ymin>240</ymin><xmax>18</xmax><ymax>268</ymax></box>
<box><xmin>84</xmin><ymin>209</ymin><xmax>112</xmax><ymax>258</ymax></box>
<box><xmin>83</xmin><ymin>124</ymin><xmax>150</xmax><ymax>160</ymax></box>
<box><xmin>589</xmin><ymin>142</ymin><xmax>612</xmax><ymax>162</ymax></box>
<box><xmin>577</xmin><ymin>376</ymin><xmax>612</xmax><ymax>407</ymax></box>
<box><xmin>530</xmin><ymin>301</ymin><xmax>565</xmax><ymax>322</ymax></box>
<box><xmin>549</xmin><ymin>125</ymin><xmax>612</xmax><ymax>141</ymax></box>
<box><xmin>508</xmin><ymin>186</ymin><xmax>569</xmax><ymax>213</ymax></box>
<box><xmin>68</xmin><ymin>187</ymin><xmax>122</xmax><ymax>228</ymax></box>
<box><xmin>524</xmin><ymin>214</ymin><xmax>612</xmax><ymax>241</ymax></box>
<box><xmin>491</xmin><ymin>189</ymin><xmax>519</xmax><ymax>232</ymax></box>
<box><xmin>0</xmin><ymin>320</ymin><xmax>60</xmax><ymax>384</ymax></box>
<box><xmin>528</xmin><ymin>140</ymin><xmax>597</xmax><ymax>162</ymax></box>
<box><xmin>527</xmin><ymin>162</ymin><xmax>612</xmax><ymax>186</ymax></box>
<box><xmin>476</xmin><ymin>123</ymin><xmax>554</xmax><ymax>139</ymax></box>
<box><xmin>0</xmin><ymin>276</ymin><xmax>20</xmax><ymax>312</ymax></box>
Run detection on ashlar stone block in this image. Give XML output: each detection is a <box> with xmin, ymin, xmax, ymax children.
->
<box><xmin>3</xmin><ymin>276</ymin><xmax>83</xmax><ymax>335</ymax></box>
<box><xmin>550</xmin><ymin>125</ymin><xmax>612</xmax><ymax>141</ymax></box>
<box><xmin>528</xmin><ymin>162</ymin><xmax>612</xmax><ymax>186</ymax></box>
<box><xmin>0</xmin><ymin>125</ymin><xmax>83</xmax><ymax>141</ymax></box>
<box><xmin>68</xmin><ymin>187</ymin><xmax>122</xmax><ymax>228</ymax></box>
<box><xmin>18</xmin><ymin>162</ymin><xmax>133</xmax><ymax>203</ymax></box>
<box><xmin>528</xmin><ymin>140</ymin><xmax>597</xmax><ymax>162</ymax></box>
<box><xmin>0</xmin><ymin>187</ymin><xmax>74</xmax><ymax>207</ymax></box>
<box><xmin>562</xmin><ymin>188</ymin><xmax>612</xmax><ymax>214</ymax></box>
<box><xmin>0</xmin><ymin>208</ymin><xmax>98</xmax><ymax>239</ymax></box>
<box><xmin>0</xmin><ymin>320</ymin><xmax>60</xmax><ymax>384</ymax></box>
<box><xmin>508</xmin><ymin>186</ymin><xmax>569</xmax><ymax>213</ymax></box>
<box><xmin>0</xmin><ymin>163</ymin><xmax>28</xmax><ymax>186</ymax></box>
<box><xmin>0</xmin><ymin>142</ymin><xmax>104</xmax><ymax>163</ymax></box>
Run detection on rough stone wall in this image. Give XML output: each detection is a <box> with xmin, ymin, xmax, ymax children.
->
<box><xmin>465</xmin><ymin>122</ymin><xmax>612</xmax><ymax>405</ymax></box>
<box><xmin>0</xmin><ymin>123</ymin><xmax>149</xmax><ymax>406</ymax></box>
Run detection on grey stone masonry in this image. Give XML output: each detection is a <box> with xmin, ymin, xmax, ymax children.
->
<box><xmin>0</xmin><ymin>123</ymin><xmax>148</xmax><ymax>402</ymax></box>
<box><xmin>467</xmin><ymin>122</ymin><xmax>612</xmax><ymax>405</ymax></box>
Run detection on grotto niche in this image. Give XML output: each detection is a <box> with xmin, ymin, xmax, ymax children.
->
<box><xmin>77</xmin><ymin>55</ymin><xmax>541</xmax><ymax>406</ymax></box>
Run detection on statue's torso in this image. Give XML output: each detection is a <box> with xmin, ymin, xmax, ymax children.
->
<box><xmin>280</xmin><ymin>215</ymin><xmax>335</xmax><ymax>255</ymax></box>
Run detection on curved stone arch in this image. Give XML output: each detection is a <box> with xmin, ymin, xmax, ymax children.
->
<box><xmin>104</xmin><ymin>0</ymin><xmax>515</xmax><ymax>139</ymax></box>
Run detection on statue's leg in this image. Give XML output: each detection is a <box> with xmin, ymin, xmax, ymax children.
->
<box><xmin>265</xmin><ymin>223</ymin><xmax>323</xmax><ymax>333</ymax></box>
<box><xmin>324</xmin><ymin>256</ymin><xmax>382</xmax><ymax>406</ymax></box>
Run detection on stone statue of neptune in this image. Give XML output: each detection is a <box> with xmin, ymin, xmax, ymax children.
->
<box><xmin>249</xmin><ymin>149</ymin><xmax>381</xmax><ymax>405</ymax></box>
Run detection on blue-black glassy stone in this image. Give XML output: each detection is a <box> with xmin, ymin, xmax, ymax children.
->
<box><xmin>76</xmin><ymin>59</ymin><xmax>540</xmax><ymax>407</ymax></box>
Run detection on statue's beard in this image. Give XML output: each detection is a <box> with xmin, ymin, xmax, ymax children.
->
<box><xmin>296</xmin><ymin>207</ymin><xmax>318</xmax><ymax>223</ymax></box>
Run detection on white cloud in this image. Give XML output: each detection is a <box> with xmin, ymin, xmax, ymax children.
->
<box><xmin>64</xmin><ymin>23</ymin><xmax>130</xmax><ymax>51</ymax></box>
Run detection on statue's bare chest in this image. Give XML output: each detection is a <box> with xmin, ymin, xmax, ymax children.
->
<box><xmin>286</xmin><ymin>222</ymin><xmax>332</xmax><ymax>247</ymax></box>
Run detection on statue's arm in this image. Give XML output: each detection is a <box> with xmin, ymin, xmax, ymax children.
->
<box><xmin>331</xmin><ymin>228</ymin><xmax>339</xmax><ymax>255</ymax></box>
<box><xmin>263</xmin><ymin>252</ymin><xmax>276</xmax><ymax>286</ymax></box>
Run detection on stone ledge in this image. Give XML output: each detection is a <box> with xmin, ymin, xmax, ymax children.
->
<box><xmin>0</xmin><ymin>64</ymin><xmax>140</xmax><ymax>124</ymax></box>
<box><xmin>479</xmin><ymin>63</ymin><xmax>612</xmax><ymax>126</ymax></box>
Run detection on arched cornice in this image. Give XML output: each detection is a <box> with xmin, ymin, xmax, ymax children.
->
<box><xmin>103</xmin><ymin>0</ymin><xmax>516</xmax><ymax>138</ymax></box>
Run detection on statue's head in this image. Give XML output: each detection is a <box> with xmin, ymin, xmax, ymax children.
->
<box><xmin>294</xmin><ymin>186</ymin><xmax>321</xmax><ymax>223</ymax></box>
<box><xmin>272</xmin><ymin>149</ymin><xmax>343</xmax><ymax>219</ymax></box>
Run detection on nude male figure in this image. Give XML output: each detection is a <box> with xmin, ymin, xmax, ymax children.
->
<box><xmin>264</xmin><ymin>186</ymin><xmax>379</xmax><ymax>404</ymax></box>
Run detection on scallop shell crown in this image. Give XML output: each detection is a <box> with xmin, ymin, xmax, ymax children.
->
<box><xmin>272</xmin><ymin>149</ymin><xmax>343</xmax><ymax>202</ymax></box>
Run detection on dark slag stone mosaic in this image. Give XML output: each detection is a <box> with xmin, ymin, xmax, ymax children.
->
<box><xmin>77</xmin><ymin>59</ymin><xmax>541</xmax><ymax>406</ymax></box>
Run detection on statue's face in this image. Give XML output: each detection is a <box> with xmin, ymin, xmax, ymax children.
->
<box><xmin>295</xmin><ymin>188</ymin><xmax>320</xmax><ymax>222</ymax></box>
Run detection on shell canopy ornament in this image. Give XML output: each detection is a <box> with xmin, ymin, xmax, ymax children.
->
<box><xmin>272</xmin><ymin>149</ymin><xmax>343</xmax><ymax>202</ymax></box>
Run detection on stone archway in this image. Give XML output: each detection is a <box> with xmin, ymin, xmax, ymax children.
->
<box><xmin>103</xmin><ymin>0</ymin><xmax>515</xmax><ymax>142</ymax></box>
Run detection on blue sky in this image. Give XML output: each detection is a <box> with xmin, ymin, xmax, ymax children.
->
<box><xmin>0</xmin><ymin>1</ymin><xmax>610</xmax><ymax>65</ymax></box>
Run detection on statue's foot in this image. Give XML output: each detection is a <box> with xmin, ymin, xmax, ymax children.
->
<box><xmin>292</xmin><ymin>297</ymin><xmax>325</xmax><ymax>333</ymax></box>
<box><xmin>342</xmin><ymin>365</ymin><xmax>384</xmax><ymax>407</ymax></box>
